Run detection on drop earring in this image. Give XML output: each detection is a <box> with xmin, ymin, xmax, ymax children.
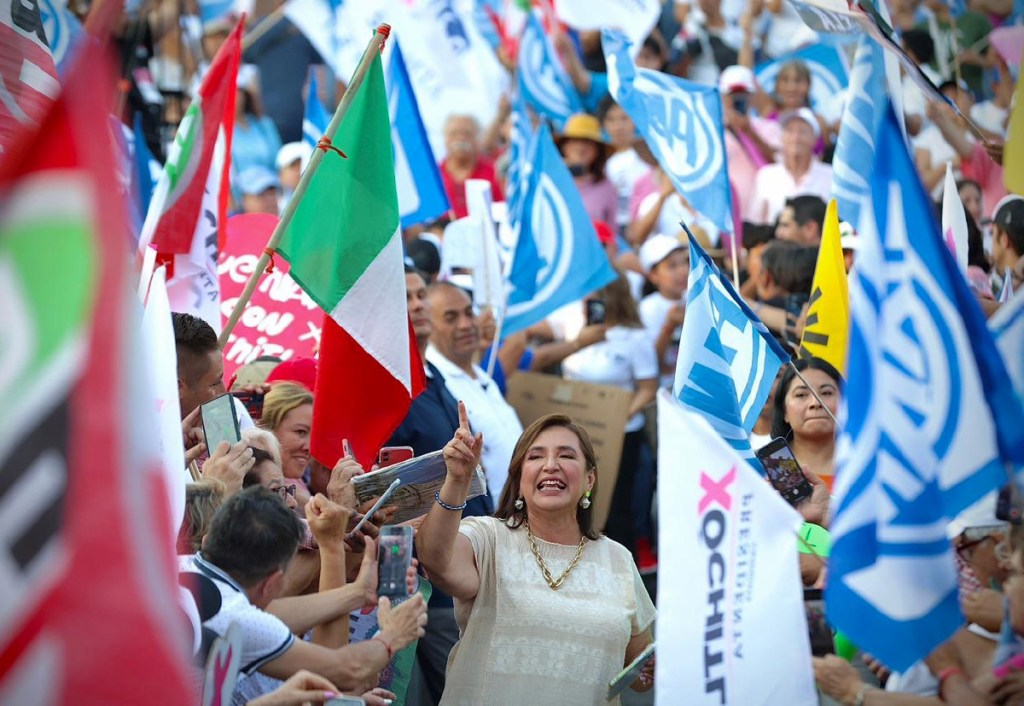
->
<box><xmin>514</xmin><ymin>496</ymin><xmax>524</xmax><ymax>510</ymax></box>
<box><xmin>579</xmin><ymin>490</ymin><xmax>591</xmax><ymax>509</ymax></box>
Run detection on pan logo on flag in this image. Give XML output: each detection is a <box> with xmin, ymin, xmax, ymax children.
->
<box><xmin>633</xmin><ymin>72</ymin><xmax>723</xmax><ymax>192</ymax></box>
<box><xmin>519</xmin><ymin>17</ymin><xmax>576</xmax><ymax>119</ymax></box>
<box><xmin>39</xmin><ymin>0</ymin><xmax>70</xmax><ymax>65</ymax></box>
<box><xmin>508</xmin><ymin>172</ymin><xmax>573</xmax><ymax>316</ymax></box>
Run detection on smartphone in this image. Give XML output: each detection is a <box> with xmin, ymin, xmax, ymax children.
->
<box><xmin>996</xmin><ymin>483</ymin><xmax>1023</xmax><ymax>525</ymax></box>
<box><xmin>201</xmin><ymin>394</ymin><xmax>241</xmax><ymax>453</ymax></box>
<box><xmin>378</xmin><ymin>446</ymin><xmax>414</xmax><ymax>468</ymax></box>
<box><xmin>804</xmin><ymin>589</ymin><xmax>834</xmax><ymax>656</ymax></box>
<box><xmin>606</xmin><ymin>642</ymin><xmax>655</xmax><ymax>701</ymax></box>
<box><xmin>756</xmin><ymin>437</ymin><xmax>813</xmax><ymax>506</ymax></box>
<box><xmin>732</xmin><ymin>95</ymin><xmax>749</xmax><ymax>115</ymax></box>
<box><xmin>586</xmin><ymin>299</ymin><xmax>607</xmax><ymax>326</ymax></box>
<box><xmin>231</xmin><ymin>390</ymin><xmax>265</xmax><ymax>420</ymax></box>
<box><xmin>326</xmin><ymin>698</ymin><xmax>366</xmax><ymax>706</ymax></box>
<box><xmin>377</xmin><ymin>525</ymin><xmax>414</xmax><ymax>600</ymax></box>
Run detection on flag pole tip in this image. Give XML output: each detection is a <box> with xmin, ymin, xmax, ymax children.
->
<box><xmin>377</xmin><ymin>23</ymin><xmax>392</xmax><ymax>38</ymax></box>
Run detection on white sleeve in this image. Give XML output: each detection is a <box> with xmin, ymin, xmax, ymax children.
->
<box><xmin>638</xmin><ymin>297</ymin><xmax>663</xmax><ymax>338</ymax></box>
<box><xmin>208</xmin><ymin>598</ymin><xmax>295</xmax><ymax>676</ymax></box>
<box><xmin>630</xmin><ymin>329</ymin><xmax>660</xmax><ymax>382</ymax></box>
<box><xmin>234</xmin><ymin>396</ymin><xmax>255</xmax><ymax>431</ymax></box>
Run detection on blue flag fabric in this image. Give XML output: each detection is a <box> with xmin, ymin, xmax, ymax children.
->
<box><xmin>303</xmin><ymin>71</ymin><xmax>331</xmax><ymax>150</ymax></box>
<box><xmin>990</xmin><ymin>293</ymin><xmax>1024</xmax><ymax>413</ymax></box>
<box><xmin>503</xmin><ymin>123</ymin><xmax>617</xmax><ymax>335</ymax></box>
<box><xmin>755</xmin><ymin>43</ymin><xmax>849</xmax><ymax>115</ymax></box>
<box><xmin>827</xmin><ymin>104</ymin><xmax>1024</xmax><ymax>674</ymax></box>
<box><xmin>603</xmin><ymin>29</ymin><xmax>734</xmax><ymax>236</ymax></box>
<box><xmin>386</xmin><ymin>41</ymin><xmax>450</xmax><ymax>228</ymax></box>
<box><xmin>132</xmin><ymin>113</ymin><xmax>157</xmax><ymax>219</ymax></box>
<box><xmin>831</xmin><ymin>36</ymin><xmax>886</xmax><ymax>229</ymax></box>
<box><xmin>673</xmin><ymin>231</ymin><xmax>788</xmax><ymax>470</ymax></box>
<box><xmin>39</xmin><ymin>0</ymin><xmax>84</xmax><ymax>77</ymax></box>
<box><xmin>506</xmin><ymin>92</ymin><xmax>534</xmax><ymax>230</ymax></box>
<box><xmin>517</xmin><ymin>11</ymin><xmax>582</xmax><ymax>128</ymax></box>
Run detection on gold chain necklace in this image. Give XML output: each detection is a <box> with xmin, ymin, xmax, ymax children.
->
<box><xmin>524</xmin><ymin>521</ymin><xmax>587</xmax><ymax>590</ymax></box>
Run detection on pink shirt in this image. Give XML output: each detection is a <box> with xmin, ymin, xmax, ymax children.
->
<box><xmin>574</xmin><ymin>176</ymin><xmax>618</xmax><ymax>226</ymax></box>
<box><xmin>961</xmin><ymin>142</ymin><xmax>1007</xmax><ymax>217</ymax></box>
<box><xmin>749</xmin><ymin>160</ymin><xmax>833</xmax><ymax>224</ymax></box>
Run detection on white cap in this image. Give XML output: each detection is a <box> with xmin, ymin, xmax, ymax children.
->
<box><xmin>946</xmin><ymin>491</ymin><xmax>1003</xmax><ymax>539</ymax></box>
<box><xmin>718</xmin><ymin>65</ymin><xmax>756</xmax><ymax>95</ymax></box>
<box><xmin>639</xmin><ymin>233</ymin><xmax>686</xmax><ymax>274</ymax></box>
<box><xmin>236</xmin><ymin>63</ymin><xmax>259</xmax><ymax>93</ymax></box>
<box><xmin>839</xmin><ymin>221</ymin><xmax>859</xmax><ymax>251</ymax></box>
<box><xmin>780</xmin><ymin>107</ymin><xmax>821</xmax><ymax>139</ymax></box>
<box><xmin>275</xmin><ymin>142</ymin><xmax>309</xmax><ymax>171</ymax></box>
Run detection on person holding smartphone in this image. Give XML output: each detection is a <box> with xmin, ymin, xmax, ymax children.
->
<box><xmin>771</xmin><ymin>357</ymin><xmax>843</xmax><ymax>493</ymax></box>
<box><xmin>562</xmin><ymin>271</ymin><xmax>659</xmax><ymax>573</ymax></box>
<box><xmin>416</xmin><ymin>406</ymin><xmax>656</xmax><ymax>705</ymax></box>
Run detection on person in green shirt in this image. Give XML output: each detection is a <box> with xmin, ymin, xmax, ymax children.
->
<box><xmin>919</xmin><ymin>0</ymin><xmax>994</xmax><ymax>97</ymax></box>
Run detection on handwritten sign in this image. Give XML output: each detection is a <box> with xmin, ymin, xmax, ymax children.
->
<box><xmin>218</xmin><ymin>214</ymin><xmax>322</xmax><ymax>382</ymax></box>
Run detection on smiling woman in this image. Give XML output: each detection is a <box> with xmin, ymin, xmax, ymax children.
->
<box><xmin>416</xmin><ymin>407</ymin><xmax>656</xmax><ymax>705</ymax></box>
<box><xmin>259</xmin><ymin>382</ymin><xmax>314</xmax><ymax>508</ymax></box>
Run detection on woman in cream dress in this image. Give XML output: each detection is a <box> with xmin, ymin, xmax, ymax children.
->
<box><xmin>416</xmin><ymin>403</ymin><xmax>656</xmax><ymax>705</ymax></box>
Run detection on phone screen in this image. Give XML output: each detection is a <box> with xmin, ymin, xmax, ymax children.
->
<box><xmin>378</xmin><ymin>525</ymin><xmax>414</xmax><ymax>600</ymax></box>
<box><xmin>201</xmin><ymin>394</ymin><xmax>240</xmax><ymax>453</ymax></box>
<box><xmin>757</xmin><ymin>438</ymin><xmax>812</xmax><ymax>505</ymax></box>
<box><xmin>803</xmin><ymin>589</ymin><xmax>834</xmax><ymax>656</ymax></box>
<box><xmin>586</xmin><ymin>299</ymin><xmax>607</xmax><ymax>326</ymax></box>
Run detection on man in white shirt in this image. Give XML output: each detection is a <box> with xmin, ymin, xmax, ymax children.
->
<box><xmin>425</xmin><ymin>282</ymin><xmax>523</xmax><ymax>500</ymax></box>
<box><xmin>750</xmin><ymin>108</ymin><xmax>833</xmax><ymax>225</ymax></box>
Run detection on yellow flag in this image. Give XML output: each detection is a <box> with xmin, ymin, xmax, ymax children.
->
<box><xmin>1006</xmin><ymin>50</ymin><xmax>1024</xmax><ymax>194</ymax></box>
<box><xmin>799</xmin><ymin>199</ymin><xmax>849</xmax><ymax>374</ymax></box>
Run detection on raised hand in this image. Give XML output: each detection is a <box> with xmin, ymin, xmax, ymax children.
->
<box><xmin>442</xmin><ymin>401</ymin><xmax>483</xmax><ymax>484</ymax></box>
<box><xmin>377</xmin><ymin>594</ymin><xmax>428</xmax><ymax>652</ymax></box>
<box><xmin>305</xmin><ymin>493</ymin><xmax>351</xmax><ymax>548</ymax></box>
<box><xmin>326</xmin><ymin>438</ymin><xmax>363</xmax><ymax>508</ymax></box>
<box><xmin>202</xmin><ymin>440</ymin><xmax>254</xmax><ymax>494</ymax></box>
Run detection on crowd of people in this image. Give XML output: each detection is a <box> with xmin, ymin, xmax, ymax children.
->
<box><xmin>86</xmin><ymin>0</ymin><xmax>1024</xmax><ymax>703</ymax></box>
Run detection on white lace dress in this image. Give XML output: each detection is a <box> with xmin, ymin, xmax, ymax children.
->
<box><xmin>440</xmin><ymin>516</ymin><xmax>656</xmax><ymax>705</ymax></box>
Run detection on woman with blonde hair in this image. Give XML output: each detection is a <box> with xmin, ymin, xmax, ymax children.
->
<box><xmin>259</xmin><ymin>382</ymin><xmax>314</xmax><ymax>507</ymax></box>
<box><xmin>177</xmin><ymin>479</ymin><xmax>227</xmax><ymax>554</ymax></box>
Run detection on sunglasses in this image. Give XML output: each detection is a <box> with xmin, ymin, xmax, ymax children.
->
<box><xmin>271</xmin><ymin>484</ymin><xmax>298</xmax><ymax>498</ymax></box>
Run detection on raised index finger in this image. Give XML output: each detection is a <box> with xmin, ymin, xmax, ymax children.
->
<box><xmin>457</xmin><ymin>400</ymin><xmax>470</xmax><ymax>432</ymax></box>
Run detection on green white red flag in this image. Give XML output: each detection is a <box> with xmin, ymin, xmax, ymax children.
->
<box><xmin>276</xmin><ymin>50</ymin><xmax>425</xmax><ymax>468</ymax></box>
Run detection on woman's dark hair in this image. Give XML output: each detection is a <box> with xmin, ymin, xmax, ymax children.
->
<box><xmin>775</xmin><ymin>60</ymin><xmax>812</xmax><ymax>107</ymax></box>
<box><xmin>239</xmin><ymin>87</ymin><xmax>260</xmax><ymax>118</ymax></box>
<box><xmin>761</xmin><ymin>240</ymin><xmax>816</xmax><ymax>295</ymax></box>
<box><xmin>771</xmin><ymin>357</ymin><xmax>844</xmax><ymax>439</ymax></box>
<box><xmin>597</xmin><ymin>269</ymin><xmax>642</xmax><ymax>328</ymax></box>
<box><xmin>495</xmin><ymin>414</ymin><xmax>600</xmax><ymax>540</ymax></box>
<box><xmin>965</xmin><ymin>208</ymin><xmax>990</xmax><ymax>273</ymax></box>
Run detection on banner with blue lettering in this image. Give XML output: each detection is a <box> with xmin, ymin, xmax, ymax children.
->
<box><xmin>673</xmin><ymin>232</ymin><xmax>789</xmax><ymax>471</ymax></box>
<box><xmin>827</xmin><ymin>103</ymin><xmax>1024</xmax><ymax>673</ymax></box>
<box><xmin>656</xmin><ymin>391</ymin><xmax>817</xmax><ymax>706</ymax></box>
<box><xmin>604</xmin><ymin>29</ymin><xmax>734</xmax><ymax>236</ymax></box>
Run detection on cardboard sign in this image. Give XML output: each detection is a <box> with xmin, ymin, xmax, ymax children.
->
<box><xmin>506</xmin><ymin>372</ymin><xmax>631</xmax><ymax>530</ymax></box>
<box><xmin>218</xmin><ymin>213</ymin><xmax>322</xmax><ymax>382</ymax></box>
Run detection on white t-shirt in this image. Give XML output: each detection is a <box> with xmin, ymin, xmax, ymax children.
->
<box><xmin>637</xmin><ymin>191</ymin><xmax>721</xmax><ymax>245</ymax></box>
<box><xmin>426</xmin><ymin>347</ymin><xmax>523</xmax><ymax>499</ymax></box>
<box><xmin>971</xmin><ymin>101</ymin><xmax>1009</xmax><ymax>137</ymax></box>
<box><xmin>605</xmin><ymin>150</ymin><xmax>651</xmax><ymax>229</ymax></box>
<box><xmin>639</xmin><ymin>292</ymin><xmax>684</xmax><ymax>390</ymax></box>
<box><xmin>750</xmin><ymin>160</ymin><xmax>833</xmax><ymax>225</ymax></box>
<box><xmin>179</xmin><ymin>554</ymin><xmax>295</xmax><ymax>676</ymax></box>
<box><xmin>911</xmin><ymin>123</ymin><xmax>966</xmax><ymax>199</ymax></box>
<box><xmin>562</xmin><ymin>326</ymin><xmax>659</xmax><ymax>432</ymax></box>
<box><xmin>756</xmin><ymin>5</ymin><xmax>818</xmax><ymax>59</ymax></box>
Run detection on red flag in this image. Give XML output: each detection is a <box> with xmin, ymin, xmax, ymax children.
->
<box><xmin>312</xmin><ymin>315</ymin><xmax>427</xmax><ymax>469</ymax></box>
<box><xmin>0</xmin><ymin>40</ymin><xmax>192</xmax><ymax>704</ymax></box>
<box><xmin>141</xmin><ymin>18</ymin><xmax>242</xmax><ymax>256</ymax></box>
<box><xmin>0</xmin><ymin>0</ymin><xmax>60</xmax><ymax>156</ymax></box>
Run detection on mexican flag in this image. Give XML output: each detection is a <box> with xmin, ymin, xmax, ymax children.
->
<box><xmin>0</xmin><ymin>40</ymin><xmax>192</xmax><ymax>703</ymax></box>
<box><xmin>139</xmin><ymin>18</ymin><xmax>241</xmax><ymax>258</ymax></box>
<box><xmin>277</xmin><ymin>50</ymin><xmax>425</xmax><ymax>469</ymax></box>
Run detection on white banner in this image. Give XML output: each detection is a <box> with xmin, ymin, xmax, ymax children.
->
<box><xmin>655</xmin><ymin>390</ymin><xmax>816</xmax><ymax>706</ymax></box>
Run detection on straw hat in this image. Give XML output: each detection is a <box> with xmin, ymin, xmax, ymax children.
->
<box><xmin>556</xmin><ymin>113</ymin><xmax>612</xmax><ymax>159</ymax></box>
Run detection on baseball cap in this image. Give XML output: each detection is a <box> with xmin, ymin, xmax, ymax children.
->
<box><xmin>639</xmin><ymin>233</ymin><xmax>686</xmax><ymax>274</ymax></box>
<box><xmin>266</xmin><ymin>357</ymin><xmax>318</xmax><ymax>391</ymax></box>
<box><xmin>275</xmin><ymin>142</ymin><xmax>309</xmax><ymax>172</ymax></box>
<box><xmin>718</xmin><ymin>65</ymin><xmax>755</xmax><ymax>95</ymax></box>
<box><xmin>780</xmin><ymin>107</ymin><xmax>821</xmax><ymax>139</ymax></box>
<box><xmin>838</xmin><ymin>221</ymin><xmax>860</xmax><ymax>251</ymax></box>
<box><xmin>237</xmin><ymin>166</ymin><xmax>281</xmax><ymax>196</ymax></box>
<box><xmin>993</xmin><ymin>196</ymin><xmax>1024</xmax><ymax>237</ymax></box>
<box><xmin>946</xmin><ymin>491</ymin><xmax>1003</xmax><ymax>539</ymax></box>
